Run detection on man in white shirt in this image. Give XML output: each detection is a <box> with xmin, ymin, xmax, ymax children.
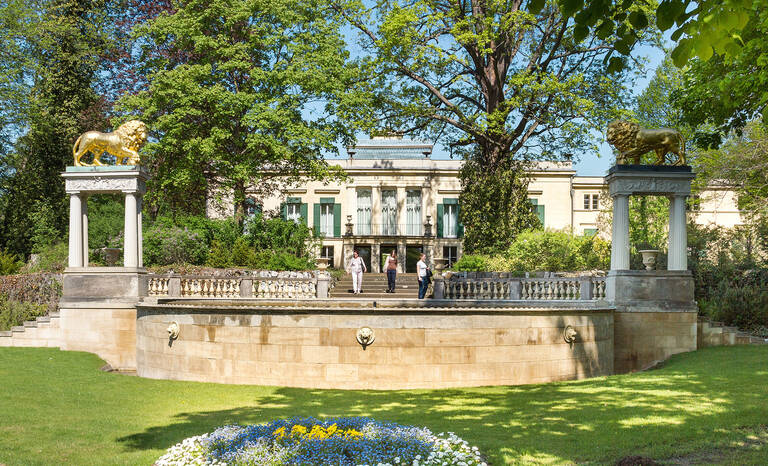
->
<box><xmin>417</xmin><ymin>253</ymin><xmax>429</xmax><ymax>299</ymax></box>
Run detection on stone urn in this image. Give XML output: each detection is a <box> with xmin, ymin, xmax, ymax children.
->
<box><xmin>434</xmin><ymin>258</ymin><xmax>447</xmax><ymax>272</ymax></box>
<box><xmin>102</xmin><ymin>247</ymin><xmax>122</xmax><ymax>266</ymax></box>
<box><xmin>639</xmin><ymin>249</ymin><xmax>660</xmax><ymax>271</ymax></box>
<box><xmin>316</xmin><ymin>257</ymin><xmax>329</xmax><ymax>271</ymax></box>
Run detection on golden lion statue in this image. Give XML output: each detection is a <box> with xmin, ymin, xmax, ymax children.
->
<box><xmin>606</xmin><ymin>120</ymin><xmax>686</xmax><ymax>165</ymax></box>
<box><xmin>72</xmin><ymin>120</ymin><xmax>148</xmax><ymax>166</ymax></box>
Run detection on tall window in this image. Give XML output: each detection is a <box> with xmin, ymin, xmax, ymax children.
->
<box><xmin>321</xmin><ymin>246</ymin><xmax>334</xmax><ymax>268</ymax></box>
<box><xmin>406</xmin><ymin>189</ymin><xmax>421</xmax><ymax>235</ymax></box>
<box><xmin>444</xmin><ymin>203</ymin><xmax>458</xmax><ymax>238</ymax></box>
<box><xmin>443</xmin><ymin>246</ymin><xmax>458</xmax><ymax>267</ymax></box>
<box><xmin>583</xmin><ymin>194</ymin><xmax>599</xmax><ymax>210</ymax></box>
<box><xmin>381</xmin><ymin>189</ymin><xmax>397</xmax><ymax>235</ymax></box>
<box><xmin>286</xmin><ymin>202</ymin><xmax>301</xmax><ymax>223</ymax></box>
<box><xmin>356</xmin><ymin>189</ymin><xmax>372</xmax><ymax>235</ymax></box>
<box><xmin>319</xmin><ymin>203</ymin><xmax>334</xmax><ymax>237</ymax></box>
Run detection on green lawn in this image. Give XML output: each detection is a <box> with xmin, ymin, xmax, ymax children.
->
<box><xmin>1</xmin><ymin>346</ymin><xmax>767</xmax><ymax>465</ymax></box>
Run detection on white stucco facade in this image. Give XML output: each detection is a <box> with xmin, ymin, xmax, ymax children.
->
<box><xmin>207</xmin><ymin>136</ymin><xmax>743</xmax><ymax>271</ymax></box>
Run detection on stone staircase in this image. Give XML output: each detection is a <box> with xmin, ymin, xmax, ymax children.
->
<box><xmin>698</xmin><ymin>316</ymin><xmax>767</xmax><ymax>348</ymax></box>
<box><xmin>0</xmin><ymin>312</ymin><xmax>62</xmax><ymax>348</ymax></box>
<box><xmin>330</xmin><ymin>273</ymin><xmax>420</xmax><ymax>299</ymax></box>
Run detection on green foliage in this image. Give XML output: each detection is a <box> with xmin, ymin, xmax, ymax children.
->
<box><xmin>699</xmin><ymin>277</ymin><xmax>768</xmax><ymax>332</ymax></box>
<box><xmin>24</xmin><ymin>242</ymin><xmax>68</xmax><ymax>273</ymax></box>
<box><xmin>143</xmin><ymin>223</ymin><xmax>208</xmax><ymax>266</ymax></box>
<box><xmin>0</xmin><ymin>250</ymin><xmax>23</xmax><ymax>275</ymax></box>
<box><xmin>244</xmin><ymin>214</ymin><xmax>319</xmax><ymax>261</ymax></box>
<box><xmin>0</xmin><ymin>0</ymin><xmax>115</xmax><ymax>256</ymax></box>
<box><xmin>694</xmin><ymin>122</ymin><xmax>768</xmax><ymax>224</ymax></box>
<box><xmin>0</xmin><ymin>295</ymin><xmax>48</xmax><ymax>331</ymax></box>
<box><xmin>459</xmin><ymin>159</ymin><xmax>540</xmax><ymax>253</ymax></box>
<box><xmin>689</xmin><ymin>222</ymin><xmax>768</xmax><ymax>331</ymax></box>
<box><xmin>672</xmin><ymin>4</ymin><xmax>768</xmax><ymax>142</ymax></box>
<box><xmin>451</xmin><ymin>254</ymin><xmax>489</xmax><ymax>272</ymax></box>
<box><xmin>86</xmin><ymin>195</ymin><xmax>124</xmax><ymax>257</ymax></box>
<box><xmin>452</xmin><ymin>230</ymin><xmax>610</xmax><ymax>272</ymax></box>
<box><xmin>119</xmin><ymin>0</ymin><xmax>353</xmax><ymax>217</ymax></box>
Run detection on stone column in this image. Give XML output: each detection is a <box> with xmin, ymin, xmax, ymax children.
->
<box><xmin>398</xmin><ymin>241</ymin><xmax>407</xmax><ymax>273</ymax></box>
<box><xmin>610</xmin><ymin>193</ymin><xmax>630</xmax><ymax>270</ymax></box>
<box><xmin>81</xmin><ymin>195</ymin><xmax>89</xmax><ymax>267</ymax></box>
<box><xmin>668</xmin><ymin>194</ymin><xmax>687</xmax><ymax>270</ymax></box>
<box><xmin>124</xmin><ymin>192</ymin><xmax>138</xmax><ymax>268</ymax></box>
<box><xmin>68</xmin><ymin>193</ymin><xmax>84</xmax><ymax>268</ymax></box>
<box><xmin>137</xmin><ymin>195</ymin><xmax>143</xmax><ymax>267</ymax></box>
<box><xmin>372</xmin><ymin>243</ymin><xmax>381</xmax><ymax>273</ymax></box>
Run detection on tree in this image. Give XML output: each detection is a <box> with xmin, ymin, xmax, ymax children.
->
<box><xmin>332</xmin><ymin>0</ymin><xmax>647</xmax><ymax>251</ymax></box>
<box><xmin>118</xmin><ymin>0</ymin><xmax>355</xmax><ymax>220</ymax></box>
<box><xmin>671</xmin><ymin>3</ymin><xmax>767</xmax><ymax>147</ymax></box>
<box><xmin>563</xmin><ymin>0</ymin><xmax>755</xmax><ymax>66</ymax></box>
<box><xmin>0</xmin><ymin>0</ymin><xmax>115</xmax><ymax>256</ymax></box>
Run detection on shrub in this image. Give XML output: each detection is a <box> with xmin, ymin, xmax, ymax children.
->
<box><xmin>0</xmin><ymin>273</ymin><xmax>62</xmax><ymax>314</ymax></box>
<box><xmin>0</xmin><ymin>295</ymin><xmax>49</xmax><ymax>331</ymax></box>
<box><xmin>506</xmin><ymin>230</ymin><xmax>609</xmax><ymax>271</ymax></box>
<box><xmin>451</xmin><ymin>230</ymin><xmax>610</xmax><ymax>272</ymax></box>
<box><xmin>452</xmin><ymin>254</ymin><xmax>490</xmax><ymax>272</ymax></box>
<box><xmin>143</xmin><ymin>224</ymin><xmax>208</xmax><ymax>266</ymax></box>
<box><xmin>24</xmin><ymin>242</ymin><xmax>68</xmax><ymax>273</ymax></box>
<box><xmin>0</xmin><ymin>250</ymin><xmax>24</xmax><ymax>275</ymax></box>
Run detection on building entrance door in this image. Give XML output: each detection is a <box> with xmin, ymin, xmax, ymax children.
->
<box><xmin>354</xmin><ymin>245</ymin><xmax>371</xmax><ymax>273</ymax></box>
<box><xmin>406</xmin><ymin>246</ymin><xmax>423</xmax><ymax>273</ymax></box>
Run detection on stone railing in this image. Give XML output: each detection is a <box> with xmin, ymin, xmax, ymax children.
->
<box><xmin>146</xmin><ymin>272</ymin><xmax>330</xmax><ymax>299</ymax></box>
<box><xmin>434</xmin><ymin>274</ymin><xmax>606</xmax><ymax>301</ymax></box>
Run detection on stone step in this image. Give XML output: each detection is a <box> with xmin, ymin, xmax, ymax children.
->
<box><xmin>11</xmin><ymin>326</ymin><xmax>25</xmax><ymax>333</ymax></box>
<box><xmin>23</xmin><ymin>321</ymin><xmax>37</xmax><ymax>328</ymax></box>
<box><xmin>36</xmin><ymin>316</ymin><xmax>50</xmax><ymax>323</ymax></box>
<box><xmin>50</xmin><ymin>312</ymin><xmax>60</xmax><ymax>318</ymax></box>
<box><xmin>0</xmin><ymin>331</ymin><xmax>11</xmax><ymax>337</ymax></box>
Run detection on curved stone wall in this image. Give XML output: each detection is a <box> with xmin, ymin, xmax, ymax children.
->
<box><xmin>136</xmin><ymin>300</ymin><xmax>614</xmax><ymax>389</ymax></box>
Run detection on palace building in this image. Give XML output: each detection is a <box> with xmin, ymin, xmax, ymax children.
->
<box><xmin>207</xmin><ymin>135</ymin><xmax>743</xmax><ymax>273</ymax></box>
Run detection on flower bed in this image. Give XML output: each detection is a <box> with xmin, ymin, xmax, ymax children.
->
<box><xmin>155</xmin><ymin>417</ymin><xmax>486</xmax><ymax>465</ymax></box>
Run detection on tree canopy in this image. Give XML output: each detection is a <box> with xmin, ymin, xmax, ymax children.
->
<box><xmin>118</xmin><ymin>0</ymin><xmax>356</xmax><ymax>218</ymax></box>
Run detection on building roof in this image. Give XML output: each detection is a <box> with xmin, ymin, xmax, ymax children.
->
<box><xmin>346</xmin><ymin>136</ymin><xmax>433</xmax><ymax>159</ymax></box>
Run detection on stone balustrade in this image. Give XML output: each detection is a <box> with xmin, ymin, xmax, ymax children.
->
<box><xmin>435</xmin><ymin>274</ymin><xmax>606</xmax><ymax>300</ymax></box>
<box><xmin>147</xmin><ymin>272</ymin><xmax>328</xmax><ymax>299</ymax></box>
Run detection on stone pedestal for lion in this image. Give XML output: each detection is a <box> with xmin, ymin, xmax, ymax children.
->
<box><xmin>59</xmin><ymin>166</ymin><xmax>149</xmax><ymax>371</ymax></box>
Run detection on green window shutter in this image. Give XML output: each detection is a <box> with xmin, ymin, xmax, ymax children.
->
<box><xmin>286</xmin><ymin>196</ymin><xmax>302</xmax><ymax>203</ymax></box>
<box><xmin>457</xmin><ymin>203</ymin><xmax>464</xmax><ymax>238</ymax></box>
<box><xmin>437</xmin><ymin>204</ymin><xmax>444</xmax><ymax>238</ymax></box>
<box><xmin>313</xmin><ymin>203</ymin><xmax>321</xmax><ymax>233</ymax></box>
<box><xmin>300</xmin><ymin>203</ymin><xmax>308</xmax><ymax>226</ymax></box>
<box><xmin>536</xmin><ymin>205</ymin><xmax>545</xmax><ymax>228</ymax></box>
<box><xmin>280</xmin><ymin>202</ymin><xmax>287</xmax><ymax>220</ymax></box>
<box><xmin>333</xmin><ymin>203</ymin><xmax>341</xmax><ymax>237</ymax></box>
<box><xmin>583</xmin><ymin>228</ymin><xmax>597</xmax><ymax>237</ymax></box>
<box><xmin>319</xmin><ymin>197</ymin><xmax>335</xmax><ymax>204</ymax></box>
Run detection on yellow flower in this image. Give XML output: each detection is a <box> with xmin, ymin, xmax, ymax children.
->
<box><xmin>291</xmin><ymin>425</ymin><xmax>308</xmax><ymax>436</ymax></box>
<box><xmin>273</xmin><ymin>427</ymin><xmax>286</xmax><ymax>440</ymax></box>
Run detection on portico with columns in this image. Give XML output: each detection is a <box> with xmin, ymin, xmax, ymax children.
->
<box><xmin>604</xmin><ymin>164</ymin><xmax>699</xmax><ymax>373</ymax></box>
<box><xmin>58</xmin><ymin>166</ymin><xmax>149</xmax><ymax>371</ymax></box>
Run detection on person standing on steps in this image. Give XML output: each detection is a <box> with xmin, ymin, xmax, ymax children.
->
<box><xmin>347</xmin><ymin>249</ymin><xmax>367</xmax><ymax>294</ymax></box>
<box><xmin>385</xmin><ymin>249</ymin><xmax>398</xmax><ymax>293</ymax></box>
<box><xmin>417</xmin><ymin>253</ymin><xmax>430</xmax><ymax>299</ymax></box>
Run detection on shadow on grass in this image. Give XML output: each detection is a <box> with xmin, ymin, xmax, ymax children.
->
<box><xmin>116</xmin><ymin>347</ymin><xmax>768</xmax><ymax>463</ymax></box>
